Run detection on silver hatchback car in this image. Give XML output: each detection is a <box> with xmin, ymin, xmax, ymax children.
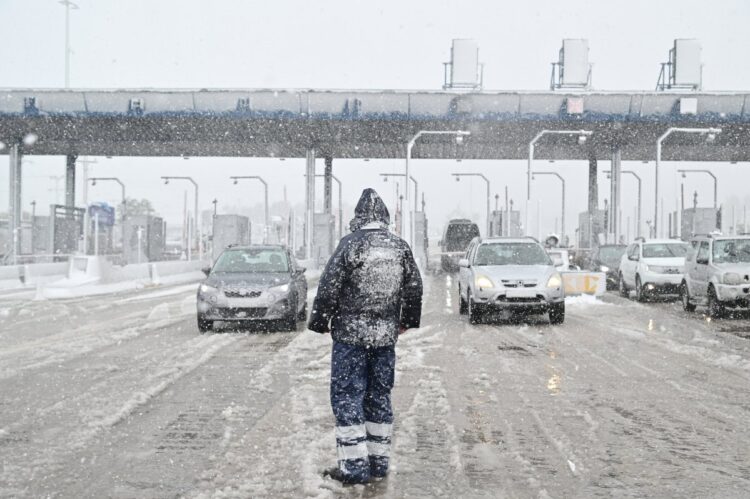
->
<box><xmin>457</xmin><ymin>237</ymin><xmax>565</xmax><ymax>324</ymax></box>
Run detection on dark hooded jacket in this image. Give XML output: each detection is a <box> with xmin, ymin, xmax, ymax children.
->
<box><xmin>308</xmin><ymin>188</ymin><xmax>423</xmax><ymax>347</ymax></box>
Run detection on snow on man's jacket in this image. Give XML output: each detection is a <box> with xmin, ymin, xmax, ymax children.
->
<box><xmin>308</xmin><ymin>188</ymin><xmax>423</xmax><ymax>348</ymax></box>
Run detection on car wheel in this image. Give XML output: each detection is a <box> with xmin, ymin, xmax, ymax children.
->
<box><xmin>635</xmin><ymin>275</ymin><xmax>647</xmax><ymax>302</ymax></box>
<box><xmin>549</xmin><ymin>302</ymin><xmax>565</xmax><ymax>325</ymax></box>
<box><xmin>197</xmin><ymin>315</ymin><xmax>213</xmax><ymax>334</ymax></box>
<box><xmin>708</xmin><ymin>286</ymin><xmax>724</xmax><ymax>319</ymax></box>
<box><xmin>458</xmin><ymin>285</ymin><xmax>468</xmax><ymax>315</ymax></box>
<box><xmin>618</xmin><ymin>273</ymin><xmax>629</xmax><ymax>298</ymax></box>
<box><xmin>680</xmin><ymin>282</ymin><xmax>696</xmax><ymax>312</ymax></box>
<box><xmin>468</xmin><ymin>290</ymin><xmax>482</xmax><ymax>325</ymax></box>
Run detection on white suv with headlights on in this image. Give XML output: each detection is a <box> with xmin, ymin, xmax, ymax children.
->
<box><xmin>457</xmin><ymin>237</ymin><xmax>565</xmax><ymax>324</ymax></box>
<box><xmin>681</xmin><ymin>235</ymin><xmax>750</xmax><ymax>318</ymax></box>
<box><xmin>618</xmin><ymin>238</ymin><xmax>689</xmax><ymax>301</ymax></box>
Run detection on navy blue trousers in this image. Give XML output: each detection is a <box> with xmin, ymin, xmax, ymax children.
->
<box><xmin>330</xmin><ymin>341</ymin><xmax>395</xmax><ymax>481</ymax></box>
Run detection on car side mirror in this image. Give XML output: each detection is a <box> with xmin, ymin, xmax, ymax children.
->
<box><xmin>201</xmin><ymin>266</ymin><xmax>211</xmax><ymax>276</ymax></box>
<box><xmin>296</xmin><ymin>267</ymin><xmax>306</xmax><ymax>275</ymax></box>
<box><xmin>696</xmin><ymin>258</ymin><xmax>708</xmax><ymax>265</ymax></box>
<box><xmin>629</xmin><ymin>255</ymin><xmax>638</xmax><ymax>261</ymax></box>
<box><xmin>458</xmin><ymin>258</ymin><xmax>469</xmax><ymax>268</ymax></box>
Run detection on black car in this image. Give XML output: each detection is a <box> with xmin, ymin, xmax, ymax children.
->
<box><xmin>196</xmin><ymin>245</ymin><xmax>308</xmax><ymax>333</ymax></box>
<box><xmin>587</xmin><ymin>244</ymin><xmax>627</xmax><ymax>289</ymax></box>
<box><xmin>439</xmin><ymin>219</ymin><xmax>480</xmax><ymax>272</ymax></box>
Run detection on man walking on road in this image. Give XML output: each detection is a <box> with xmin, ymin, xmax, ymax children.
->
<box><xmin>308</xmin><ymin>188</ymin><xmax>423</xmax><ymax>485</ymax></box>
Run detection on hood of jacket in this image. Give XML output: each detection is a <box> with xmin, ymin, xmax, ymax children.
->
<box><xmin>349</xmin><ymin>188</ymin><xmax>390</xmax><ymax>232</ymax></box>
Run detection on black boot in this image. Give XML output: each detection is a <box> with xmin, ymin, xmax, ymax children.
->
<box><xmin>323</xmin><ymin>467</ymin><xmax>371</xmax><ymax>485</ymax></box>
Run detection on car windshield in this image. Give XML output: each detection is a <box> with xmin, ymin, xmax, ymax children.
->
<box><xmin>474</xmin><ymin>243</ymin><xmax>552</xmax><ymax>266</ymax></box>
<box><xmin>599</xmin><ymin>245</ymin><xmax>627</xmax><ymax>264</ymax></box>
<box><xmin>642</xmin><ymin>243</ymin><xmax>689</xmax><ymax>258</ymax></box>
<box><xmin>212</xmin><ymin>248</ymin><xmax>289</xmax><ymax>273</ymax></box>
<box><xmin>713</xmin><ymin>239</ymin><xmax>750</xmax><ymax>264</ymax></box>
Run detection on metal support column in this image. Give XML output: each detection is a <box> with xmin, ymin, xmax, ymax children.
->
<box><xmin>8</xmin><ymin>144</ymin><xmax>22</xmax><ymax>262</ymax></box>
<box><xmin>611</xmin><ymin>149</ymin><xmax>622</xmax><ymax>244</ymax></box>
<box><xmin>65</xmin><ymin>154</ymin><xmax>77</xmax><ymax>207</ymax></box>
<box><xmin>323</xmin><ymin>157</ymin><xmax>333</xmax><ymax>254</ymax></box>
<box><xmin>305</xmin><ymin>149</ymin><xmax>315</xmax><ymax>261</ymax></box>
<box><xmin>588</xmin><ymin>156</ymin><xmax>598</xmax><ymax>247</ymax></box>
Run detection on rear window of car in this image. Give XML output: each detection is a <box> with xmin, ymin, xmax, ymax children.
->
<box><xmin>474</xmin><ymin>243</ymin><xmax>552</xmax><ymax>266</ymax></box>
<box><xmin>213</xmin><ymin>248</ymin><xmax>289</xmax><ymax>273</ymax></box>
<box><xmin>642</xmin><ymin>243</ymin><xmax>689</xmax><ymax>258</ymax></box>
<box><xmin>444</xmin><ymin>223</ymin><xmax>480</xmax><ymax>251</ymax></box>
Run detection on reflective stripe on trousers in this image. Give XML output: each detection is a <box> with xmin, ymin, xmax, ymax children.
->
<box><xmin>331</xmin><ymin>341</ymin><xmax>396</xmax><ymax>480</ymax></box>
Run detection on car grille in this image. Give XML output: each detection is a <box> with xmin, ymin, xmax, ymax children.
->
<box><xmin>496</xmin><ymin>296</ymin><xmax>544</xmax><ymax>303</ymax></box>
<box><xmin>217</xmin><ymin>307</ymin><xmax>267</xmax><ymax>319</ymax></box>
<box><xmin>223</xmin><ymin>288</ymin><xmax>262</xmax><ymax>298</ymax></box>
<box><xmin>501</xmin><ymin>279</ymin><xmax>538</xmax><ymax>288</ymax></box>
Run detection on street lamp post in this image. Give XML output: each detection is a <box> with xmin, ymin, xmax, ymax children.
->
<box><xmin>230</xmin><ymin>176</ymin><xmax>269</xmax><ymax>243</ymax></box>
<box><xmin>452</xmin><ymin>173</ymin><xmax>490</xmax><ymax>236</ymax></box>
<box><xmin>677</xmin><ymin>169</ymin><xmax>718</xmax><ymax>209</ymax></box>
<box><xmin>655</xmin><ymin>127</ymin><xmax>722</xmax><ymax>237</ymax></box>
<box><xmin>313</xmin><ymin>174</ymin><xmax>343</xmax><ymax>240</ymax></box>
<box><xmin>527</xmin><ymin>130</ymin><xmax>592</xmax><ymax>237</ymax></box>
<box><xmin>532</xmin><ymin>172</ymin><xmax>566</xmax><ymax>244</ymax></box>
<box><xmin>58</xmin><ymin>0</ymin><xmax>79</xmax><ymax>88</ymax></box>
<box><xmin>380</xmin><ymin>173</ymin><xmax>418</xmax><ymax>235</ymax></box>
<box><xmin>605</xmin><ymin>169</ymin><xmax>642</xmax><ymax>238</ymax></box>
<box><xmin>162</xmin><ymin>176</ymin><xmax>201</xmax><ymax>260</ymax></box>
<box><xmin>90</xmin><ymin>177</ymin><xmax>127</xmax><ymax>254</ymax></box>
<box><xmin>406</xmin><ymin>130</ymin><xmax>470</xmax><ymax>247</ymax></box>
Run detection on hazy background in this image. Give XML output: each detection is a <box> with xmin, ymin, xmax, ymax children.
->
<box><xmin>2</xmin><ymin>0</ymin><xmax>750</xmax><ymax>238</ymax></box>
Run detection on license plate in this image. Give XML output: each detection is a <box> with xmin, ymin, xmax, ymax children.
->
<box><xmin>227</xmin><ymin>297</ymin><xmax>261</xmax><ymax>308</ymax></box>
<box><xmin>506</xmin><ymin>288</ymin><xmax>536</xmax><ymax>298</ymax></box>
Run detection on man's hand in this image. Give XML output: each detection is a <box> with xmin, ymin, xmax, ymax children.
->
<box><xmin>399</xmin><ymin>327</ymin><xmax>408</xmax><ymax>335</ymax></box>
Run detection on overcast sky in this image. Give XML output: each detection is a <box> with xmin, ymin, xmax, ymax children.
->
<box><xmin>2</xmin><ymin>0</ymin><xmax>750</xmax><ymax>240</ymax></box>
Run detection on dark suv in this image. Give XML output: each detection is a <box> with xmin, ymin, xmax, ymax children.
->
<box><xmin>440</xmin><ymin>219</ymin><xmax>480</xmax><ymax>272</ymax></box>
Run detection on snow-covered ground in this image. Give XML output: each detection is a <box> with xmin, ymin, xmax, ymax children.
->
<box><xmin>1</xmin><ymin>274</ymin><xmax>750</xmax><ymax>497</ymax></box>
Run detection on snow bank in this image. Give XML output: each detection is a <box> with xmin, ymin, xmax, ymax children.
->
<box><xmin>565</xmin><ymin>294</ymin><xmax>612</xmax><ymax>307</ymax></box>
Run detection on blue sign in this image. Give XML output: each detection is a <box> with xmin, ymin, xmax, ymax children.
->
<box><xmin>88</xmin><ymin>202</ymin><xmax>116</xmax><ymax>226</ymax></box>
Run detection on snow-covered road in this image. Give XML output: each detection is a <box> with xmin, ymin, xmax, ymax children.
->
<box><xmin>1</xmin><ymin>275</ymin><xmax>750</xmax><ymax>498</ymax></box>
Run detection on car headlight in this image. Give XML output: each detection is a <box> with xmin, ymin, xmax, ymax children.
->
<box><xmin>269</xmin><ymin>283</ymin><xmax>290</xmax><ymax>294</ymax></box>
<box><xmin>723</xmin><ymin>272</ymin><xmax>742</xmax><ymax>285</ymax></box>
<box><xmin>600</xmin><ymin>265</ymin><xmax>610</xmax><ymax>273</ymax></box>
<box><xmin>475</xmin><ymin>275</ymin><xmax>494</xmax><ymax>289</ymax></box>
<box><xmin>547</xmin><ymin>273</ymin><xmax>562</xmax><ymax>288</ymax></box>
<box><xmin>199</xmin><ymin>284</ymin><xmax>218</xmax><ymax>294</ymax></box>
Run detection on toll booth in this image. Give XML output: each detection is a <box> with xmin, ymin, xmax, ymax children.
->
<box><xmin>681</xmin><ymin>208</ymin><xmax>719</xmax><ymax>240</ymax></box>
<box><xmin>313</xmin><ymin>213</ymin><xmax>335</xmax><ymax>266</ymax></box>
<box><xmin>123</xmin><ymin>215</ymin><xmax>165</xmax><ymax>263</ymax></box>
<box><xmin>31</xmin><ymin>216</ymin><xmax>51</xmax><ymax>254</ymax></box>
<box><xmin>578</xmin><ymin>210</ymin><xmax>606</xmax><ymax>248</ymax></box>
<box><xmin>87</xmin><ymin>202</ymin><xmax>116</xmax><ymax>254</ymax></box>
<box><xmin>414</xmin><ymin>212</ymin><xmax>428</xmax><ymax>265</ymax></box>
<box><xmin>212</xmin><ymin>214</ymin><xmax>251</xmax><ymax>260</ymax></box>
<box><xmin>50</xmin><ymin>205</ymin><xmax>85</xmax><ymax>259</ymax></box>
<box><xmin>489</xmin><ymin>210</ymin><xmax>522</xmax><ymax>237</ymax></box>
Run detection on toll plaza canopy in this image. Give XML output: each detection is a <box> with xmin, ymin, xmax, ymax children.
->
<box><xmin>1</xmin><ymin>88</ymin><xmax>749</xmax><ymax>161</ymax></box>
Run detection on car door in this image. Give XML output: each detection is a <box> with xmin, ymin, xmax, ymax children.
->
<box><xmin>623</xmin><ymin>244</ymin><xmax>638</xmax><ymax>286</ymax></box>
<box><xmin>288</xmin><ymin>250</ymin><xmax>307</xmax><ymax>312</ymax></box>
<box><xmin>693</xmin><ymin>242</ymin><xmax>711</xmax><ymax>299</ymax></box>
<box><xmin>684</xmin><ymin>241</ymin><xmax>699</xmax><ymax>295</ymax></box>
<box><xmin>459</xmin><ymin>240</ymin><xmax>477</xmax><ymax>300</ymax></box>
